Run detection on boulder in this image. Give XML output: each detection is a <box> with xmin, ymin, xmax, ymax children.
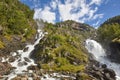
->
<box><xmin>101</xmin><ymin>64</ymin><xmax>107</xmax><ymax>68</ymax></box>
<box><xmin>23</xmin><ymin>47</ymin><xmax>29</xmax><ymax>52</ymax></box>
<box><xmin>27</xmin><ymin>65</ymin><xmax>38</xmax><ymax>71</ymax></box>
<box><xmin>103</xmin><ymin>68</ymin><xmax>116</xmax><ymax>79</ymax></box>
<box><xmin>18</xmin><ymin>61</ymin><xmax>27</xmax><ymax>67</ymax></box>
<box><xmin>24</xmin><ymin>57</ymin><xmax>31</xmax><ymax>62</ymax></box>
<box><xmin>9</xmin><ymin>57</ymin><xmax>15</xmax><ymax>62</ymax></box>
<box><xmin>86</xmin><ymin>63</ymin><xmax>116</xmax><ymax>80</ymax></box>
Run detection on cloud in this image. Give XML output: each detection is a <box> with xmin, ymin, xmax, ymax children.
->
<box><xmin>34</xmin><ymin>6</ymin><xmax>56</xmax><ymax>23</ymax></box>
<box><xmin>33</xmin><ymin>0</ymin><xmax>104</xmax><ymax>25</ymax></box>
<box><xmin>89</xmin><ymin>0</ymin><xmax>102</xmax><ymax>5</ymax></box>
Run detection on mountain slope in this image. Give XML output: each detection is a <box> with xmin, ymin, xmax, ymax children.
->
<box><xmin>0</xmin><ymin>0</ymin><xmax>36</xmax><ymax>55</ymax></box>
<box><xmin>30</xmin><ymin>20</ymin><xmax>96</xmax><ymax>79</ymax></box>
<box><xmin>97</xmin><ymin>15</ymin><xmax>120</xmax><ymax>63</ymax></box>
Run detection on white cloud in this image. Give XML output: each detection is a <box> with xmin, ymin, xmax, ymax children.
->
<box><xmin>33</xmin><ymin>0</ymin><xmax>104</xmax><ymax>25</ymax></box>
<box><xmin>89</xmin><ymin>0</ymin><xmax>102</xmax><ymax>5</ymax></box>
<box><xmin>50</xmin><ymin>0</ymin><xmax>58</xmax><ymax>10</ymax></box>
<box><xmin>34</xmin><ymin>7</ymin><xmax>56</xmax><ymax>23</ymax></box>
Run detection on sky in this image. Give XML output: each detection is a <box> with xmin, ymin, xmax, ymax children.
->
<box><xmin>20</xmin><ymin>0</ymin><xmax>120</xmax><ymax>28</ymax></box>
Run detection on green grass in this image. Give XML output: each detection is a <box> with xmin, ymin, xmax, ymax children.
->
<box><xmin>34</xmin><ymin>22</ymin><xmax>92</xmax><ymax>72</ymax></box>
<box><xmin>0</xmin><ymin>41</ymin><xmax>5</xmax><ymax>48</ymax></box>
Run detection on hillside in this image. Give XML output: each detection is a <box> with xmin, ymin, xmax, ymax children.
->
<box><xmin>29</xmin><ymin>20</ymin><xmax>116</xmax><ymax>80</ymax></box>
<box><xmin>0</xmin><ymin>1</ymin><xmax>117</xmax><ymax>79</ymax></box>
<box><xmin>0</xmin><ymin>0</ymin><xmax>36</xmax><ymax>55</ymax></box>
<box><xmin>97</xmin><ymin>15</ymin><xmax>120</xmax><ymax>63</ymax></box>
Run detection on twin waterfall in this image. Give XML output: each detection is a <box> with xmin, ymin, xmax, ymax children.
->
<box><xmin>85</xmin><ymin>39</ymin><xmax>120</xmax><ymax>80</ymax></box>
<box><xmin>2</xmin><ymin>27</ymin><xmax>120</xmax><ymax>80</ymax></box>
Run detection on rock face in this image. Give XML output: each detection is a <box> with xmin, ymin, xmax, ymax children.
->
<box><xmin>109</xmin><ymin>42</ymin><xmax>120</xmax><ymax>63</ymax></box>
<box><xmin>97</xmin><ymin>15</ymin><xmax>120</xmax><ymax>63</ymax></box>
<box><xmin>85</xmin><ymin>64</ymin><xmax>116</xmax><ymax>80</ymax></box>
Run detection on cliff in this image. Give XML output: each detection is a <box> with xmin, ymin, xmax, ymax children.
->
<box><xmin>97</xmin><ymin>15</ymin><xmax>120</xmax><ymax>63</ymax></box>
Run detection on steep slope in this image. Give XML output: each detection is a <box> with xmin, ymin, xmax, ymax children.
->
<box><xmin>30</xmin><ymin>20</ymin><xmax>97</xmax><ymax>79</ymax></box>
<box><xmin>30</xmin><ymin>20</ymin><xmax>116</xmax><ymax>80</ymax></box>
<box><xmin>0</xmin><ymin>0</ymin><xmax>36</xmax><ymax>56</ymax></box>
<box><xmin>97</xmin><ymin>15</ymin><xmax>120</xmax><ymax>63</ymax></box>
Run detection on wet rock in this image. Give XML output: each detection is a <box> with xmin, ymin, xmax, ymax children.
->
<box><xmin>101</xmin><ymin>64</ymin><xmax>107</xmax><ymax>68</ymax></box>
<box><xmin>24</xmin><ymin>57</ymin><xmax>31</xmax><ymax>62</ymax></box>
<box><xmin>27</xmin><ymin>65</ymin><xmax>38</xmax><ymax>71</ymax></box>
<box><xmin>103</xmin><ymin>68</ymin><xmax>116</xmax><ymax>79</ymax></box>
<box><xmin>0</xmin><ymin>58</ymin><xmax>2</xmax><ymax>62</ymax></box>
<box><xmin>11</xmin><ymin>67</ymin><xmax>17</xmax><ymax>70</ymax></box>
<box><xmin>18</xmin><ymin>62</ymin><xmax>23</xmax><ymax>67</ymax></box>
<box><xmin>18</xmin><ymin>61</ymin><xmax>28</xmax><ymax>67</ymax></box>
<box><xmin>9</xmin><ymin>57</ymin><xmax>15</xmax><ymax>62</ymax></box>
<box><xmin>23</xmin><ymin>47</ymin><xmax>29</xmax><ymax>52</ymax></box>
<box><xmin>86</xmin><ymin>64</ymin><xmax>116</xmax><ymax>80</ymax></box>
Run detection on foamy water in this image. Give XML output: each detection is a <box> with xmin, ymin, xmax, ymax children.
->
<box><xmin>85</xmin><ymin>39</ymin><xmax>120</xmax><ymax>80</ymax></box>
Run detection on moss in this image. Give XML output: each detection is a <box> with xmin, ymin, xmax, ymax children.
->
<box><xmin>0</xmin><ymin>41</ymin><xmax>5</xmax><ymax>49</ymax></box>
<box><xmin>4</xmin><ymin>34</ymin><xmax>12</xmax><ymax>41</ymax></box>
<box><xmin>55</xmin><ymin>64</ymin><xmax>85</xmax><ymax>72</ymax></box>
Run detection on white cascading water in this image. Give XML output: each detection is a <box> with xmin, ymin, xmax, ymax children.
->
<box><xmin>6</xmin><ymin>29</ymin><xmax>44</xmax><ymax>80</ymax></box>
<box><xmin>85</xmin><ymin>39</ymin><xmax>120</xmax><ymax>80</ymax></box>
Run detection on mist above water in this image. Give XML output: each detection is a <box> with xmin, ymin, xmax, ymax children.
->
<box><xmin>85</xmin><ymin>39</ymin><xmax>120</xmax><ymax>80</ymax></box>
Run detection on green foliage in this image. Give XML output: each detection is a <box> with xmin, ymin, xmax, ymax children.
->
<box><xmin>0</xmin><ymin>40</ymin><xmax>5</xmax><ymax>48</ymax></box>
<box><xmin>98</xmin><ymin>16</ymin><xmax>120</xmax><ymax>43</ymax></box>
<box><xmin>0</xmin><ymin>0</ymin><xmax>36</xmax><ymax>41</ymax></box>
<box><xmin>101</xmin><ymin>15</ymin><xmax>120</xmax><ymax>26</ymax></box>
<box><xmin>33</xmin><ymin>21</ymin><xmax>94</xmax><ymax>72</ymax></box>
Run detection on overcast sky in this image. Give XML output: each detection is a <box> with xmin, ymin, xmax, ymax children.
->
<box><xmin>20</xmin><ymin>0</ymin><xmax>120</xmax><ymax>28</ymax></box>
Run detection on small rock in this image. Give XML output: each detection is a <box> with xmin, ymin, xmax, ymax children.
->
<box><xmin>9</xmin><ymin>57</ymin><xmax>15</xmax><ymax>62</ymax></box>
<box><xmin>103</xmin><ymin>68</ymin><xmax>116</xmax><ymax>79</ymax></box>
<box><xmin>18</xmin><ymin>61</ymin><xmax>27</xmax><ymax>67</ymax></box>
<box><xmin>27</xmin><ymin>65</ymin><xmax>38</xmax><ymax>71</ymax></box>
<box><xmin>101</xmin><ymin>64</ymin><xmax>107</xmax><ymax>68</ymax></box>
<box><xmin>23</xmin><ymin>47</ymin><xmax>29</xmax><ymax>52</ymax></box>
<box><xmin>24</xmin><ymin>57</ymin><xmax>31</xmax><ymax>62</ymax></box>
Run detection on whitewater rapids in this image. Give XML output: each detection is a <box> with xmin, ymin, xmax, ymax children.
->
<box><xmin>85</xmin><ymin>39</ymin><xmax>120</xmax><ymax>80</ymax></box>
<box><xmin>6</xmin><ymin>29</ymin><xmax>44</xmax><ymax>80</ymax></box>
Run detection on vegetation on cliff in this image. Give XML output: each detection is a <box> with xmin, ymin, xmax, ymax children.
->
<box><xmin>31</xmin><ymin>20</ymin><xmax>95</xmax><ymax>73</ymax></box>
<box><xmin>98</xmin><ymin>15</ymin><xmax>120</xmax><ymax>43</ymax></box>
<box><xmin>0</xmin><ymin>0</ymin><xmax>36</xmax><ymax>50</ymax></box>
<box><xmin>97</xmin><ymin>15</ymin><xmax>120</xmax><ymax>63</ymax></box>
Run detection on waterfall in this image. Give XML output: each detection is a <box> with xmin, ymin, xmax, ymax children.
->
<box><xmin>6</xmin><ymin>29</ymin><xmax>44</xmax><ymax>80</ymax></box>
<box><xmin>85</xmin><ymin>39</ymin><xmax>120</xmax><ymax>80</ymax></box>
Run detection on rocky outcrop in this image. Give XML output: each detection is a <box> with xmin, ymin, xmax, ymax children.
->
<box><xmin>0</xmin><ymin>62</ymin><xmax>12</xmax><ymax>75</ymax></box>
<box><xmin>85</xmin><ymin>64</ymin><xmax>116</xmax><ymax>80</ymax></box>
<box><xmin>97</xmin><ymin>15</ymin><xmax>120</xmax><ymax>63</ymax></box>
<box><xmin>108</xmin><ymin>42</ymin><xmax>120</xmax><ymax>63</ymax></box>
